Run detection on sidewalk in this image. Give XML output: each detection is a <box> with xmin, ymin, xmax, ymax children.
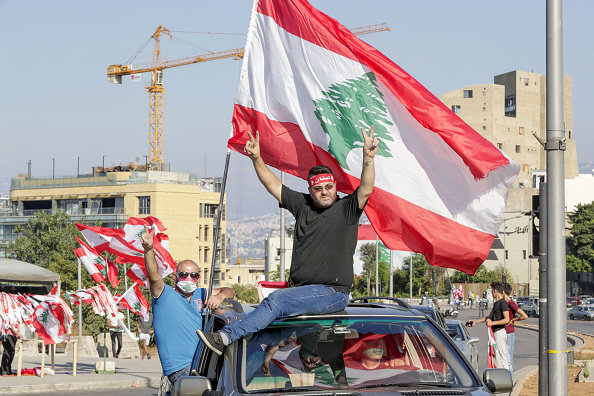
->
<box><xmin>1</xmin><ymin>354</ymin><xmax>163</xmax><ymax>395</ymax></box>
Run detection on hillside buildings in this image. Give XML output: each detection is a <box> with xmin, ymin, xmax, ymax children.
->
<box><xmin>0</xmin><ymin>170</ymin><xmax>227</xmax><ymax>287</ymax></box>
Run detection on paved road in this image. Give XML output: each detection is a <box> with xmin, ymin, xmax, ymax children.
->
<box><xmin>453</xmin><ymin>307</ymin><xmax>539</xmax><ymax>376</ymax></box>
<box><xmin>523</xmin><ymin>313</ymin><xmax>594</xmax><ymax>336</ymax></box>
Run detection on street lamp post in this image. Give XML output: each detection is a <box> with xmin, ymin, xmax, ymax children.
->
<box><xmin>102</xmin><ymin>155</ymin><xmax>106</xmax><ymax>171</ymax></box>
<box><xmin>52</xmin><ymin>159</ymin><xmax>55</xmax><ymax>179</ymax></box>
<box><xmin>77</xmin><ymin>157</ymin><xmax>82</xmax><ymax>177</ymax></box>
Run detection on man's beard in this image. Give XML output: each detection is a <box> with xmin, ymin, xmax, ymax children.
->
<box><xmin>312</xmin><ymin>192</ymin><xmax>337</xmax><ymax>208</ymax></box>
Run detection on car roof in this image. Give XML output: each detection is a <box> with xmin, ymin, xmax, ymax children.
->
<box><xmin>445</xmin><ymin>319</ymin><xmax>462</xmax><ymax>326</ymax></box>
<box><xmin>233</xmin><ymin>302</ymin><xmax>429</xmax><ymax>325</ymax></box>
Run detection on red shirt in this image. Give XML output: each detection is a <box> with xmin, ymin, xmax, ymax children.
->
<box><xmin>505</xmin><ymin>299</ymin><xmax>519</xmax><ymax>333</ymax></box>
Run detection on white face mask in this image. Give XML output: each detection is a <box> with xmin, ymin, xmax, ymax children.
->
<box><xmin>176</xmin><ymin>280</ymin><xmax>197</xmax><ymax>294</ymax></box>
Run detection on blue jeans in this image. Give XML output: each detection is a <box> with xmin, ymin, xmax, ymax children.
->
<box><xmin>167</xmin><ymin>364</ymin><xmax>191</xmax><ymax>394</ymax></box>
<box><xmin>220</xmin><ymin>284</ymin><xmax>350</xmax><ymax>343</ymax></box>
<box><xmin>506</xmin><ymin>331</ymin><xmax>515</xmax><ymax>375</ymax></box>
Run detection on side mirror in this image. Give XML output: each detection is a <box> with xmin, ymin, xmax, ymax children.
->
<box><xmin>176</xmin><ymin>375</ymin><xmax>213</xmax><ymax>396</ymax></box>
<box><xmin>483</xmin><ymin>368</ymin><xmax>513</xmax><ymax>393</ymax></box>
<box><xmin>468</xmin><ymin>337</ymin><xmax>479</xmax><ymax>344</ymax></box>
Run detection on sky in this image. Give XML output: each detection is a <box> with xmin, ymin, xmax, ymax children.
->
<box><xmin>1</xmin><ymin>0</ymin><xmax>593</xmax><ymax>219</ymax></box>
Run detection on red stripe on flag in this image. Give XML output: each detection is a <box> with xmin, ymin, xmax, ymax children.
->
<box><xmin>231</xmin><ymin>105</ymin><xmax>492</xmax><ymax>274</ymax></box>
<box><xmin>255</xmin><ymin>0</ymin><xmax>509</xmax><ymax>179</ymax></box>
<box><xmin>357</xmin><ymin>224</ymin><xmax>377</xmax><ymax>241</ymax></box>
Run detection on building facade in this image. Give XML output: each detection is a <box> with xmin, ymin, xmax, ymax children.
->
<box><xmin>440</xmin><ymin>70</ymin><xmax>580</xmax><ymax>292</ymax></box>
<box><xmin>1</xmin><ymin>170</ymin><xmax>227</xmax><ymax>287</ymax></box>
<box><xmin>440</xmin><ymin>70</ymin><xmax>578</xmax><ymax>186</ymax></box>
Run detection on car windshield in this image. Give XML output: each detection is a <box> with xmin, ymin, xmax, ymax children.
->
<box><xmin>238</xmin><ymin>316</ymin><xmax>476</xmax><ymax>392</ymax></box>
<box><xmin>584</xmin><ymin>307</ymin><xmax>594</xmax><ymax>312</ymax></box>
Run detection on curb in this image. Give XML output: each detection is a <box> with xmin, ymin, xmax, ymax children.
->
<box><xmin>511</xmin><ymin>365</ymin><xmax>538</xmax><ymax>396</ymax></box>
<box><xmin>1</xmin><ymin>377</ymin><xmax>162</xmax><ymax>395</ymax></box>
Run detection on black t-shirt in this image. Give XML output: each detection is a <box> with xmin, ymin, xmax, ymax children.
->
<box><xmin>280</xmin><ymin>185</ymin><xmax>365</xmax><ymax>294</ymax></box>
<box><xmin>491</xmin><ymin>299</ymin><xmax>509</xmax><ymax>333</ymax></box>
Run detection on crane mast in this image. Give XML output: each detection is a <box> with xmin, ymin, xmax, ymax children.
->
<box><xmin>107</xmin><ymin>23</ymin><xmax>390</xmax><ymax>169</ymax></box>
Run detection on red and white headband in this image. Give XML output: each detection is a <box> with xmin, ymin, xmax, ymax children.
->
<box><xmin>308</xmin><ymin>174</ymin><xmax>335</xmax><ymax>187</ymax></box>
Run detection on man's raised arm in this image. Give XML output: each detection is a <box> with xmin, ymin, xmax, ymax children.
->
<box><xmin>245</xmin><ymin>131</ymin><xmax>282</xmax><ymax>203</ymax></box>
<box><xmin>140</xmin><ymin>225</ymin><xmax>165</xmax><ymax>298</ymax></box>
<box><xmin>357</xmin><ymin>125</ymin><xmax>379</xmax><ymax>209</ymax></box>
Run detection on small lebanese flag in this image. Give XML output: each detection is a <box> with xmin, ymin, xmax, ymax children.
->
<box><xmin>74</xmin><ymin>237</ymin><xmax>106</xmax><ymax>284</ymax></box>
<box><xmin>76</xmin><ymin>224</ymin><xmax>124</xmax><ymax>253</ymax></box>
<box><xmin>109</xmin><ymin>236</ymin><xmax>175</xmax><ymax>279</ymax></box>
<box><xmin>229</xmin><ymin>0</ymin><xmax>519</xmax><ymax>274</ymax></box>
<box><xmin>32</xmin><ymin>301</ymin><xmax>68</xmax><ymax>345</ymax></box>
<box><xmin>258</xmin><ymin>281</ymin><xmax>288</xmax><ymax>299</ymax></box>
<box><xmin>117</xmin><ymin>284</ymin><xmax>150</xmax><ymax>321</ymax></box>
<box><xmin>127</xmin><ymin>264</ymin><xmax>150</xmax><ymax>287</ymax></box>
<box><xmin>487</xmin><ymin>326</ymin><xmax>498</xmax><ymax>369</ymax></box>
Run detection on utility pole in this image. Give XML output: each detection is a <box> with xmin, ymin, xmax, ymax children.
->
<box><xmin>77</xmin><ymin>157</ymin><xmax>82</xmax><ymax>177</ymax></box>
<box><xmin>52</xmin><ymin>159</ymin><xmax>55</xmax><ymax>179</ymax></box>
<box><xmin>538</xmin><ymin>182</ymin><xmax>548</xmax><ymax>396</ymax></box>
<box><xmin>546</xmin><ymin>0</ymin><xmax>567</xmax><ymax>394</ymax></box>
<box><xmin>27</xmin><ymin>160</ymin><xmax>32</xmax><ymax>179</ymax></box>
<box><xmin>389</xmin><ymin>250</ymin><xmax>393</xmax><ymax>298</ymax></box>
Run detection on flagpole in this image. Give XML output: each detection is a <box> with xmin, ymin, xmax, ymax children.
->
<box><xmin>389</xmin><ymin>250</ymin><xmax>393</xmax><ymax>298</ymax></box>
<box><xmin>206</xmin><ymin>149</ymin><xmax>232</xmax><ymax>325</ymax></box>
<box><xmin>124</xmin><ymin>263</ymin><xmax>130</xmax><ymax>330</ymax></box>
<box><xmin>279</xmin><ymin>172</ymin><xmax>286</xmax><ymax>282</ymax></box>
<box><xmin>409</xmin><ymin>252</ymin><xmax>412</xmax><ymax>304</ymax></box>
<box><xmin>375</xmin><ymin>235</ymin><xmax>379</xmax><ymax>295</ymax></box>
<box><xmin>77</xmin><ymin>258</ymin><xmax>82</xmax><ymax>338</ymax></box>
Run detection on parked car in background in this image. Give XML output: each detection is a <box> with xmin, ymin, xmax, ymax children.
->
<box><xmin>177</xmin><ymin>299</ymin><xmax>514</xmax><ymax>396</ymax></box>
<box><xmin>567</xmin><ymin>297</ymin><xmax>580</xmax><ymax>308</ymax></box>
<box><xmin>518</xmin><ymin>297</ymin><xmax>538</xmax><ymax>317</ymax></box>
<box><xmin>411</xmin><ymin>304</ymin><xmax>449</xmax><ymax>331</ymax></box>
<box><xmin>583</xmin><ymin>298</ymin><xmax>594</xmax><ymax>307</ymax></box>
<box><xmin>568</xmin><ymin>305</ymin><xmax>594</xmax><ymax>321</ymax></box>
<box><xmin>446</xmin><ymin>319</ymin><xmax>479</xmax><ymax>373</ymax></box>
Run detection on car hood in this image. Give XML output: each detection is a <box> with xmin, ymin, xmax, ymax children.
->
<box><xmin>245</xmin><ymin>387</ymin><xmax>490</xmax><ymax>395</ymax></box>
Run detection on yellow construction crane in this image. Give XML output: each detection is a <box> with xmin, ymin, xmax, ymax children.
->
<box><xmin>107</xmin><ymin>23</ymin><xmax>390</xmax><ymax>169</ymax></box>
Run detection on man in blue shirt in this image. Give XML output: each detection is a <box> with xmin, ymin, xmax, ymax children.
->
<box><xmin>140</xmin><ymin>227</ymin><xmax>235</xmax><ymax>391</ymax></box>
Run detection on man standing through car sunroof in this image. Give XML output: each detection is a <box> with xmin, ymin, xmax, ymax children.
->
<box><xmin>197</xmin><ymin>126</ymin><xmax>377</xmax><ymax>365</ymax></box>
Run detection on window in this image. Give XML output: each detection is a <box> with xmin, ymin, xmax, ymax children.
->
<box><xmin>200</xmin><ymin>203</ymin><xmax>226</xmax><ymax>220</ymax></box>
<box><xmin>198</xmin><ymin>247</ymin><xmax>202</xmax><ymax>263</ymax></box>
<box><xmin>505</xmin><ymin>250</ymin><xmax>508</xmax><ymax>260</ymax></box>
<box><xmin>505</xmin><ymin>94</ymin><xmax>516</xmax><ymax>117</ymax></box>
<box><xmin>519</xmin><ymin>127</ymin><xmax>525</xmax><ymax>135</ymax></box>
<box><xmin>482</xmin><ymin>126</ymin><xmax>486</xmax><ymax>130</ymax></box>
<box><xmin>522</xmin><ymin>164</ymin><xmax>529</xmax><ymax>172</ymax></box>
<box><xmin>523</xmin><ymin>250</ymin><xmax>527</xmax><ymax>259</ymax></box>
<box><xmin>516</xmin><ymin>145</ymin><xmax>521</xmax><ymax>153</ymax></box>
<box><xmin>204</xmin><ymin>226</ymin><xmax>209</xmax><ymax>242</ymax></box>
<box><xmin>463</xmin><ymin>90</ymin><xmax>473</xmax><ymax>98</ymax></box>
<box><xmin>204</xmin><ymin>248</ymin><xmax>209</xmax><ymax>264</ymax></box>
<box><xmin>482</xmin><ymin>91</ymin><xmax>486</xmax><ymax>96</ymax></box>
<box><xmin>138</xmin><ymin>196</ymin><xmax>150</xmax><ymax>214</ymax></box>
<box><xmin>524</xmin><ymin>78</ymin><xmax>529</xmax><ymax>86</ymax></box>
<box><xmin>198</xmin><ymin>226</ymin><xmax>202</xmax><ymax>241</ymax></box>
<box><xmin>451</xmin><ymin>105</ymin><xmax>461</xmax><ymax>114</ymax></box>
<box><xmin>497</xmin><ymin>143</ymin><xmax>503</xmax><ymax>149</ymax></box>
<box><xmin>482</xmin><ymin>107</ymin><xmax>486</xmax><ymax>112</ymax></box>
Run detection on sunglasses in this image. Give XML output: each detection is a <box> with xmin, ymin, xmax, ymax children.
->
<box><xmin>311</xmin><ymin>183</ymin><xmax>335</xmax><ymax>192</ymax></box>
<box><xmin>176</xmin><ymin>271</ymin><xmax>200</xmax><ymax>280</ymax></box>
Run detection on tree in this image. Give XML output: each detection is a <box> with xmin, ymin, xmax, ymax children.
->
<box><xmin>232</xmin><ymin>283</ymin><xmax>258</xmax><ymax>304</ymax></box>
<box><xmin>566</xmin><ymin>202</ymin><xmax>594</xmax><ymax>272</ymax></box>
<box><xmin>393</xmin><ymin>254</ymin><xmax>446</xmax><ymax>297</ymax></box>
<box><xmin>6</xmin><ymin>211</ymin><xmax>81</xmax><ymax>290</ymax></box>
<box><xmin>358</xmin><ymin>243</ymin><xmax>391</xmax><ymax>295</ymax></box>
<box><xmin>450</xmin><ymin>264</ymin><xmax>510</xmax><ymax>284</ymax></box>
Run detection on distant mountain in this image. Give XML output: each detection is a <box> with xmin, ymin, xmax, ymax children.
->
<box><xmin>226</xmin><ymin>212</ymin><xmax>295</xmax><ymax>262</ymax></box>
<box><xmin>579</xmin><ymin>162</ymin><xmax>594</xmax><ymax>175</ymax></box>
<box><xmin>0</xmin><ymin>177</ymin><xmax>10</xmax><ymax>196</ymax></box>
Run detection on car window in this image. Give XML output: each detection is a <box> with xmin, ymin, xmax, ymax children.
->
<box><xmin>238</xmin><ymin>317</ymin><xmax>476</xmax><ymax>392</ymax></box>
<box><xmin>446</xmin><ymin>323</ymin><xmax>464</xmax><ymax>341</ymax></box>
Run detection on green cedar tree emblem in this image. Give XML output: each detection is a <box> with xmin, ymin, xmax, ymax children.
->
<box><xmin>313</xmin><ymin>72</ymin><xmax>394</xmax><ymax>170</ymax></box>
<box><xmin>141</xmin><ymin>274</ymin><xmax>147</xmax><ymax>281</ymax></box>
<box><xmin>100</xmin><ymin>267</ymin><xmax>107</xmax><ymax>277</ymax></box>
<box><xmin>39</xmin><ymin>309</ymin><xmax>49</xmax><ymax>325</ymax></box>
<box><xmin>134</xmin><ymin>302</ymin><xmax>141</xmax><ymax>312</ymax></box>
<box><xmin>136</xmin><ymin>229</ymin><xmax>146</xmax><ymax>239</ymax></box>
<box><xmin>94</xmin><ymin>257</ymin><xmax>103</xmax><ymax>265</ymax></box>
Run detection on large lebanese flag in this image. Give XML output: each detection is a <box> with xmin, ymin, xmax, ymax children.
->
<box><xmin>229</xmin><ymin>0</ymin><xmax>519</xmax><ymax>273</ymax></box>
